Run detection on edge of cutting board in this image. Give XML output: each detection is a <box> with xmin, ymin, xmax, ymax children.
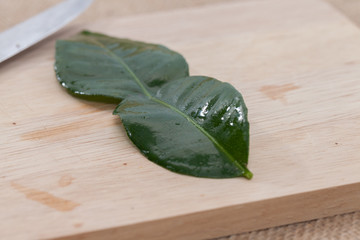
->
<box><xmin>54</xmin><ymin>182</ymin><xmax>360</xmax><ymax>240</ymax></box>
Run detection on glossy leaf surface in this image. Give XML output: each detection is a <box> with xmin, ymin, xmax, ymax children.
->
<box><xmin>55</xmin><ymin>31</ymin><xmax>251</xmax><ymax>179</ymax></box>
<box><xmin>55</xmin><ymin>31</ymin><xmax>189</xmax><ymax>103</ymax></box>
<box><xmin>114</xmin><ymin>76</ymin><xmax>251</xmax><ymax>179</ymax></box>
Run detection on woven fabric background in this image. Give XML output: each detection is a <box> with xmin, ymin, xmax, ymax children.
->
<box><xmin>1</xmin><ymin>0</ymin><xmax>359</xmax><ymax>239</ymax></box>
<box><xmin>217</xmin><ymin>212</ymin><xmax>360</xmax><ymax>240</ymax></box>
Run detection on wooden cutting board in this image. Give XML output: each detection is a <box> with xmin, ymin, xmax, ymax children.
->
<box><xmin>1</xmin><ymin>0</ymin><xmax>360</xmax><ymax>239</ymax></box>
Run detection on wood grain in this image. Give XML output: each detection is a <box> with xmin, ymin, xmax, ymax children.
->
<box><xmin>0</xmin><ymin>0</ymin><xmax>237</xmax><ymax>32</ymax></box>
<box><xmin>1</xmin><ymin>0</ymin><xmax>360</xmax><ymax>239</ymax></box>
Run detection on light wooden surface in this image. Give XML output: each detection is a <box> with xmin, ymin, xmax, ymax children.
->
<box><xmin>0</xmin><ymin>0</ymin><xmax>237</xmax><ymax>32</ymax></box>
<box><xmin>1</xmin><ymin>0</ymin><xmax>360</xmax><ymax>239</ymax></box>
<box><xmin>327</xmin><ymin>0</ymin><xmax>360</xmax><ymax>26</ymax></box>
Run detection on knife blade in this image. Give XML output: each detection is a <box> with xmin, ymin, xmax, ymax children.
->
<box><xmin>0</xmin><ymin>0</ymin><xmax>93</xmax><ymax>63</ymax></box>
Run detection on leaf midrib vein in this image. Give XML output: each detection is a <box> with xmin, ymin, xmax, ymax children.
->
<box><xmin>90</xmin><ymin>39</ymin><xmax>250</xmax><ymax>177</ymax></box>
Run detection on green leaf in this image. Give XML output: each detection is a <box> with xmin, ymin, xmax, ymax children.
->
<box><xmin>55</xmin><ymin>31</ymin><xmax>189</xmax><ymax>103</ymax></box>
<box><xmin>114</xmin><ymin>76</ymin><xmax>251</xmax><ymax>179</ymax></box>
<box><xmin>55</xmin><ymin>31</ymin><xmax>252</xmax><ymax>179</ymax></box>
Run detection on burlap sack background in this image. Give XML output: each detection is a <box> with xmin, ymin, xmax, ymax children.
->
<box><xmin>1</xmin><ymin>0</ymin><xmax>359</xmax><ymax>239</ymax></box>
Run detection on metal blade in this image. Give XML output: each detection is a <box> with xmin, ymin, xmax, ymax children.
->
<box><xmin>0</xmin><ymin>0</ymin><xmax>93</xmax><ymax>63</ymax></box>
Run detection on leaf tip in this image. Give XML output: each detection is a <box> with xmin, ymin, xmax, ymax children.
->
<box><xmin>81</xmin><ymin>30</ymin><xmax>92</xmax><ymax>35</ymax></box>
